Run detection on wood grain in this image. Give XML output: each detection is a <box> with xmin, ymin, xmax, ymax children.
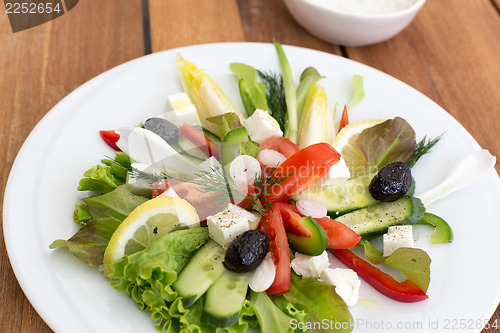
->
<box><xmin>148</xmin><ymin>0</ymin><xmax>245</xmax><ymax>51</ymax></box>
<box><xmin>236</xmin><ymin>0</ymin><xmax>342</xmax><ymax>55</ymax></box>
<box><xmin>1</xmin><ymin>0</ymin><xmax>500</xmax><ymax>332</ymax></box>
<box><xmin>0</xmin><ymin>1</ymin><xmax>144</xmax><ymax>332</ymax></box>
<box><xmin>344</xmin><ymin>0</ymin><xmax>500</xmax><ymax>174</ymax></box>
<box><xmin>343</xmin><ymin>1</ymin><xmax>500</xmax><ymax>331</ymax></box>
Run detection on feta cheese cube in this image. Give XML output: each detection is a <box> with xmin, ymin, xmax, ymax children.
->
<box><xmin>320</xmin><ymin>268</ymin><xmax>361</xmax><ymax>306</ymax></box>
<box><xmin>244</xmin><ymin>109</ymin><xmax>283</xmax><ymax>144</ymax></box>
<box><xmin>319</xmin><ymin>155</ymin><xmax>351</xmax><ymax>186</ymax></box>
<box><xmin>199</xmin><ymin>156</ymin><xmax>222</xmax><ymax>172</ymax></box>
<box><xmin>163</xmin><ymin>92</ymin><xmax>200</xmax><ymax>126</ymax></box>
<box><xmin>227</xmin><ymin>203</ymin><xmax>260</xmax><ymax>229</ymax></box>
<box><xmin>383</xmin><ymin>225</ymin><xmax>414</xmax><ymax>256</ymax></box>
<box><xmin>291</xmin><ymin>251</ymin><xmax>330</xmax><ymax>279</ymax></box>
<box><xmin>207</xmin><ymin>204</ymin><xmax>251</xmax><ymax>248</ymax></box>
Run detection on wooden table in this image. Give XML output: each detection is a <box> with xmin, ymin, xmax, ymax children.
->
<box><xmin>1</xmin><ymin>0</ymin><xmax>499</xmax><ymax>332</ymax></box>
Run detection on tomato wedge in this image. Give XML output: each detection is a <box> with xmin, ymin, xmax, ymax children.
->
<box><xmin>276</xmin><ymin>202</ymin><xmax>312</xmax><ymax>237</ymax></box>
<box><xmin>267</xmin><ymin>143</ymin><xmax>340</xmax><ymax>202</ymax></box>
<box><xmin>260</xmin><ymin>136</ymin><xmax>298</xmax><ymax>158</ymax></box>
<box><xmin>180</xmin><ymin>123</ymin><xmax>220</xmax><ymax>160</ymax></box>
<box><xmin>258</xmin><ymin>207</ymin><xmax>291</xmax><ymax>294</ymax></box>
<box><xmin>316</xmin><ymin>217</ymin><xmax>361</xmax><ymax>249</ymax></box>
<box><xmin>99</xmin><ymin>130</ymin><xmax>121</xmax><ymax>151</ymax></box>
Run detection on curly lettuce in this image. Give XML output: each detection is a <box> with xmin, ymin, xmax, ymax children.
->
<box><xmin>109</xmin><ymin>228</ymin><xmax>210</xmax><ymax>330</ymax></box>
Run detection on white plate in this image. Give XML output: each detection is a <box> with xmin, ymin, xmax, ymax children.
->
<box><xmin>4</xmin><ymin>43</ymin><xmax>500</xmax><ymax>333</ymax></box>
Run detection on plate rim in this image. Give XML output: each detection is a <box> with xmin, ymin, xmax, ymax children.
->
<box><xmin>3</xmin><ymin>41</ymin><xmax>500</xmax><ymax>332</ymax></box>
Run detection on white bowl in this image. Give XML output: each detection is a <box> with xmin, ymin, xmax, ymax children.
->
<box><xmin>284</xmin><ymin>0</ymin><xmax>427</xmax><ymax>47</ymax></box>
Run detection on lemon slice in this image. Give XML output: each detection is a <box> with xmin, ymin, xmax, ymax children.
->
<box><xmin>103</xmin><ymin>196</ymin><xmax>199</xmax><ymax>273</ymax></box>
<box><xmin>332</xmin><ymin>119</ymin><xmax>384</xmax><ymax>177</ymax></box>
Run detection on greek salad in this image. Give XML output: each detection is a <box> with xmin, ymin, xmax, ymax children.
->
<box><xmin>50</xmin><ymin>42</ymin><xmax>454</xmax><ymax>333</ymax></box>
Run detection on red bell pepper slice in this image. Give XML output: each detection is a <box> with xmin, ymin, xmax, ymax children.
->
<box><xmin>276</xmin><ymin>202</ymin><xmax>312</xmax><ymax>238</ymax></box>
<box><xmin>332</xmin><ymin>249</ymin><xmax>428</xmax><ymax>303</ymax></box>
<box><xmin>316</xmin><ymin>217</ymin><xmax>361</xmax><ymax>249</ymax></box>
<box><xmin>338</xmin><ymin>105</ymin><xmax>349</xmax><ymax>133</ymax></box>
<box><xmin>180</xmin><ymin>124</ymin><xmax>220</xmax><ymax>160</ymax></box>
<box><xmin>99</xmin><ymin>130</ymin><xmax>121</xmax><ymax>151</ymax></box>
<box><xmin>258</xmin><ymin>207</ymin><xmax>291</xmax><ymax>294</ymax></box>
<box><xmin>267</xmin><ymin>143</ymin><xmax>340</xmax><ymax>202</ymax></box>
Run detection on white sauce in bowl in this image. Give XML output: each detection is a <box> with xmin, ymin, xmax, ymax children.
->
<box><xmin>307</xmin><ymin>0</ymin><xmax>419</xmax><ymax>15</ymax></box>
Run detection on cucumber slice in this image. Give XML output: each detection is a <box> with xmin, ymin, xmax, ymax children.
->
<box><xmin>172</xmin><ymin>239</ymin><xmax>226</xmax><ymax>308</ymax></box>
<box><xmin>287</xmin><ymin>216</ymin><xmax>328</xmax><ymax>256</ymax></box>
<box><xmin>418</xmin><ymin>212</ymin><xmax>453</xmax><ymax>244</ymax></box>
<box><xmin>177</xmin><ymin>135</ymin><xmax>208</xmax><ymax>160</ymax></box>
<box><xmin>336</xmin><ymin>196</ymin><xmax>425</xmax><ymax>237</ymax></box>
<box><xmin>292</xmin><ymin>175</ymin><xmax>379</xmax><ymax>217</ymax></box>
<box><xmin>203</xmin><ymin>270</ymin><xmax>249</xmax><ymax>328</ymax></box>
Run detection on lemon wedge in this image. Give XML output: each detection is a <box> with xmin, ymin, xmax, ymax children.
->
<box><xmin>103</xmin><ymin>196</ymin><xmax>199</xmax><ymax>274</ymax></box>
<box><xmin>332</xmin><ymin>119</ymin><xmax>383</xmax><ymax>177</ymax></box>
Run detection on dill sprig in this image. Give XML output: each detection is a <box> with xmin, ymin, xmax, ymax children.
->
<box><xmin>254</xmin><ymin>166</ymin><xmax>294</xmax><ymax>211</ymax></box>
<box><xmin>257</xmin><ymin>70</ymin><xmax>287</xmax><ymax>132</ymax></box>
<box><xmin>105</xmin><ymin>155</ymin><xmax>292</xmax><ymax>213</ymax></box>
<box><xmin>408</xmin><ymin>134</ymin><xmax>444</xmax><ymax>168</ymax></box>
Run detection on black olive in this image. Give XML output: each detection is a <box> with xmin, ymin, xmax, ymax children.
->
<box><xmin>369</xmin><ymin>162</ymin><xmax>412</xmax><ymax>202</ymax></box>
<box><xmin>224</xmin><ymin>230</ymin><xmax>269</xmax><ymax>273</ymax></box>
<box><xmin>142</xmin><ymin>117</ymin><xmax>179</xmax><ymax>144</ymax></box>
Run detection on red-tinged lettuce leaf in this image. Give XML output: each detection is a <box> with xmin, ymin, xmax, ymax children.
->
<box><xmin>279</xmin><ymin>273</ymin><xmax>353</xmax><ymax>333</ymax></box>
<box><xmin>356</xmin><ymin>117</ymin><xmax>416</xmax><ymax>172</ymax></box>
<box><xmin>50</xmin><ymin>217</ymin><xmax>121</xmax><ymax>266</ymax></box>
<box><xmin>83</xmin><ymin>184</ymin><xmax>148</xmax><ymax>221</ymax></box>
<box><xmin>359</xmin><ymin>240</ymin><xmax>431</xmax><ymax>292</ymax></box>
<box><xmin>384</xmin><ymin>248</ymin><xmax>431</xmax><ymax>293</ymax></box>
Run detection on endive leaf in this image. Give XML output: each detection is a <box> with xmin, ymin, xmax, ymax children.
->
<box><xmin>176</xmin><ymin>54</ymin><xmax>244</xmax><ymax>136</ymax></box>
<box><xmin>297</xmin><ymin>84</ymin><xmax>335</xmax><ymax>149</ymax></box>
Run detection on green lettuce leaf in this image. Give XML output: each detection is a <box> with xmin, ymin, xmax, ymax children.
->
<box><xmin>248</xmin><ymin>291</ymin><xmax>297</xmax><ymax>333</ymax></box>
<box><xmin>349</xmin><ymin>75</ymin><xmax>365</xmax><ymax>109</ymax></box>
<box><xmin>77</xmin><ymin>165</ymin><xmax>121</xmax><ymax>194</ymax></box>
<box><xmin>230</xmin><ymin>63</ymin><xmax>269</xmax><ymax>116</ymax></box>
<box><xmin>359</xmin><ymin>240</ymin><xmax>431</xmax><ymax>292</ymax></box>
<box><xmin>109</xmin><ymin>228</ymin><xmax>210</xmax><ymax>330</ymax></box>
<box><xmin>355</xmin><ymin>117</ymin><xmax>416</xmax><ymax>173</ymax></box>
<box><xmin>101</xmin><ymin>151</ymin><xmax>131</xmax><ymax>183</ymax></box>
<box><xmin>73</xmin><ymin>202</ymin><xmax>92</xmax><ymax>226</ymax></box>
<box><xmin>279</xmin><ymin>273</ymin><xmax>353</xmax><ymax>333</ymax></box>
<box><xmin>49</xmin><ymin>217</ymin><xmax>121</xmax><ymax>266</ymax></box>
<box><xmin>83</xmin><ymin>184</ymin><xmax>149</xmax><ymax>221</ymax></box>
